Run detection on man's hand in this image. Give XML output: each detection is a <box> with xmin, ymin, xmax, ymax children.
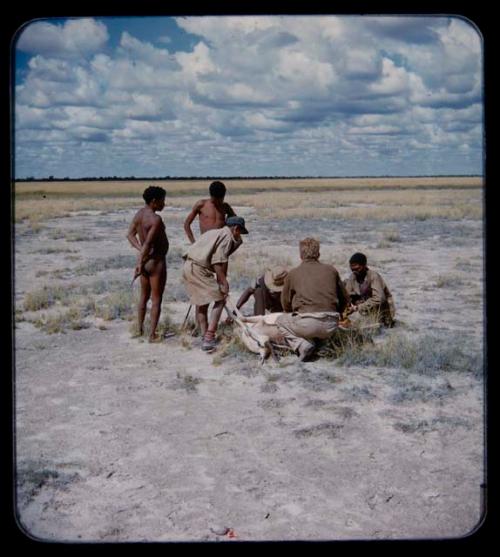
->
<box><xmin>346</xmin><ymin>303</ymin><xmax>358</xmax><ymax>315</ymax></box>
<box><xmin>134</xmin><ymin>263</ymin><xmax>143</xmax><ymax>279</ymax></box>
<box><xmin>219</xmin><ymin>279</ymin><xmax>230</xmax><ymax>296</ymax></box>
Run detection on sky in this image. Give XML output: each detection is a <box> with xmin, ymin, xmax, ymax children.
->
<box><xmin>13</xmin><ymin>15</ymin><xmax>484</xmax><ymax>179</ymax></box>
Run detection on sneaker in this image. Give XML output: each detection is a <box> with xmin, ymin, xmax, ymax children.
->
<box><xmin>201</xmin><ymin>337</ymin><xmax>218</xmax><ymax>351</ymax></box>
<box><xmin>297</xmin><ymin>341</ymin><xmax>315</xmax><ymax>362</ymax></box>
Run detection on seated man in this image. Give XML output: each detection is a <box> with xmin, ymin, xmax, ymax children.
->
<box><xmin>182</xmin><ymin>216</ymin><xmax>249</xmax><ymax>351</ymax></box>
<box><xmin>236</xmin><ymin>265</ymin><xmax>288</xmax><ymax>315</ymax></box>
<box><xmin>276</xmin><ymin>238</ymin><xmax>349</xmax><ymax>361</ymax></box>
<box><xmin>344</xmin><ymin>252</ymin><xmax>395</xmax><ymax>327</ymax></box>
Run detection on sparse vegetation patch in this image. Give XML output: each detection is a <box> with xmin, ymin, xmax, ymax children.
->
<box><xmin>336</xmin><ymin>331</ymin><xmax>483</xmax><ymax>378</ymax></box>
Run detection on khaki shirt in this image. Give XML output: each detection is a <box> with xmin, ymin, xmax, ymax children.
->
<box><xmin>344</xmin><ymin>268</ymin><xmax>394</xmax><ymax>316</ymax></box>
<box><xmin>281</xmin><ymin>259</ymin><xmax>348</xmax><ymax>313</ymax></box>
<box><xmin>183</xmin><ymin>226</ymin><xmax>242</xmax><ymax>271</ymax></box>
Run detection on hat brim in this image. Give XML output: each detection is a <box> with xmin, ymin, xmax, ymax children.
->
<box><xmin>264</xmin><ymin>269</ymin><xmax>284</xmax><ymax>292</ymax></box>
<box><xmin>238</xmin><ymin>225</ymin><xmax>249</xmax><ymax>234</ymax></box>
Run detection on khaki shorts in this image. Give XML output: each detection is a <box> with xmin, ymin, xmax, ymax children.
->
<box><xmin>182</xmin><ymin>259</ymin><xmax>224</xmax><ymax>306</ymax></box>
<box><xmin>276</xmin><ymin>311</ymin><xmax>339</xmax><ymax>340</ymax></box>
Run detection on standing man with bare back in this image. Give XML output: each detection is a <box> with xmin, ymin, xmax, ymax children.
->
<box><xmin>183</xmin><ymin>181</ymin><xmax>236</xmax><ymax>243</ymax></box>
<box><xmin>127</xmin><ymin>186</ymin><xmax>169</xmax><ymax>343</ymax></box>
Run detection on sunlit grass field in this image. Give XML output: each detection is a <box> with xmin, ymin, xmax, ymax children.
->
<box><xmin>14</xmin><ymin>176</ymin><xmax>483</xmax><ymax>225</ymax></box>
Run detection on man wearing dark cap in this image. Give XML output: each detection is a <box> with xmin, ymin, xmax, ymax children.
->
<box><xmin>182</xmin><ymin>216</ymin><xmax>249</xmax><ymax>351</ymax></box>
<box><xmin>276</xmin><ymin>238</ymin><xmax>349</xmax><ymax>361</ymax></box>
<box><xmin>344</xmin><ymin>252</ymin><xmax>395</xmax><ymax>327</ymax></box>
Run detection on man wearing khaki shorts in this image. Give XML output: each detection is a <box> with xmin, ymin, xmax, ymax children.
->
<box><xmin>182</xmin><ymin>216</ymin><xmax>249</xmax><ymax>351</ymax></box>
<box><xmin>277</xmin><ymin>238</ymin><xmax>349</xmax><ymax>361</ymax></box>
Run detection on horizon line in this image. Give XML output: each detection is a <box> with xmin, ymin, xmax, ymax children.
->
<box><xmin>14</xmin><ymin>174</ymin><xmax>484</xmax><ymax>182</ymax></box>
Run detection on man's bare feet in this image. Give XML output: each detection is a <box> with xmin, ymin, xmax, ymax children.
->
<box><xmin>148</xmin><ymin>334</ymin><xmax>163</xmax><ymax>343</ymax></box>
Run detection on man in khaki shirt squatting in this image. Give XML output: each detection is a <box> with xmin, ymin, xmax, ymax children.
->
<box><xmin>344</xmin><ymin>252</ymin><xmax>395</xmax><ymax>327</ymax></box>
<box><xmin>276</xmin><ymin>237</ymin><xmax>349</xmax><ymax>361</ymax></box>
<box><xmin>182</xmin><ymin>216</ymin><xmax>248</xmax><ymax>351</ymax></box>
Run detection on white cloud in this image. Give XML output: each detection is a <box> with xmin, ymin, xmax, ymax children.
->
<box><xmin>118</xmin><ymin>32</ymin><xmax>178</xmax><ymax>68</ymax></box>
<box><xmin>16</xmin><ymin>18</ymin><xmax>109</xmax><ymax>58</ymax></box>
<box><xmin>275</xmin><ymin>49</ymin><xmax>335</xmax><ymax>94</ymax></box>
<box><xmin>369</xmin><ymin>58</ymin><xmax>410</xmax><ymax>96</ymax></box>
<box><xmin>175</xmin><ymin>42</ymin><xmax>216</xmax><ymax>78</ymax></box>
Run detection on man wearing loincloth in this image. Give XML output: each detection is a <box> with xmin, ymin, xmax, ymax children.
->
<box><xmin>127</xmin><ymin>186</ymin><xmax>169</xmax><ymax>342</ymax></box>
<box><xmin>182</xmin><ymin>216</ymin><xmax>248</xmax><ymax>351</ymax></box>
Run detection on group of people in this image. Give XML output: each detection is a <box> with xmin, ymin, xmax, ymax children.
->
<box><xmin>127</xmin><ymin>181</ymin><xmax>395</xmax><ymax>359</ymax></box>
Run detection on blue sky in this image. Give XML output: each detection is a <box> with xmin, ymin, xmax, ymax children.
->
<box><xmin>13</xmin><ymin>15</ymin><xmax>483</xmax><ymax>178</ymax></box>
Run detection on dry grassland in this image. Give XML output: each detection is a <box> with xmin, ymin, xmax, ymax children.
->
<box><xmin>14</xmin><ymin>175</ymin><xmax>482</xmax><ymax>196</ymax></box>
<box><xmin>14</xmin><ymin>177</ymin><xmax>483</xmax><ymax>225</ymax></box>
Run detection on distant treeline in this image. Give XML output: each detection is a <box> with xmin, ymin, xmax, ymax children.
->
<box><xmin>16</xmin><ymin>174</ymin><xmax>481</xmax><ymax>182</ymax></box>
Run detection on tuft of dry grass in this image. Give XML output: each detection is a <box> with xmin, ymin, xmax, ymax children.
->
<box><xmin>128</xmin><ymin>307</ymin><xmax>181</xmax><ymax>339</ymax></box>
<box><xmin>22</xmin><ymin>279</ymin><xmax>136</xmax><ymax>333</ymax></box>
<box><xmin>434</xmin><ymin>274</ymin><xmax>465</xmax><ymax>288</ymax></box>
<box><xmin>23</xmin><ymin>285</ymin><xmax>70</xmax><ymax>311</ymax></box>
<box><xmin>336</xmin><ymin>330</ymin><xmax>483</xmax><ymax>378</ymax></box>
<box><xmin>316</xmin><ymin>314</ymin><xmax>380</xmax><ymax>359</ymax></box>
<box><xmin>94</xmin><ymin>291</ymin><xmax>135</xmax><ymax>321</ymax></box>
<box><xmin>30</xmin><ymin>307</ymin><xmax>90</xmax><ymax>334</ymax></box>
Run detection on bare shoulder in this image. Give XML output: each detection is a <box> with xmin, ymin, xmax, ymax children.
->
<box><xmin>151</xmin><ymin>212</ymin><xmax>163</xmax><ymax>225</ymax></box>
<box><xmin>132</xmin><ymin>207</ymin><xmax>146</xmax><ymax>222</ymax></box>
<box><xmin>194</xmin><ymin>198</ymin><xmax>208</xmax><ymax>210</ymax></box>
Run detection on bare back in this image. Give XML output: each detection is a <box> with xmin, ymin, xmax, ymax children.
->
<box><xmin>133</xmin><ymin>207</ymin><xmax>169</xmax><ymax>259</ymax></box>
<box><xmin>198</xmin><ymin>199</ymin><xmax>234</xmax><ymax>234</ymax></box>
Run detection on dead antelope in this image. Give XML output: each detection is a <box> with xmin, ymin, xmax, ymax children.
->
<box><xmin>224</xmin><ymin>297</ymin><xmax>287</xmax><ymax>363</ymax></box>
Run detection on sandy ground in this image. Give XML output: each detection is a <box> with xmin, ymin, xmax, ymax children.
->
<box><xmin>13</xmin><ymin>202</ymin><xmax>485</xmax><ymax>542</ymax></box>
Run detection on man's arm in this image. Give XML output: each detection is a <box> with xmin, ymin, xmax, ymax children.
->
<box><xmin>183</xmin><ymin>200</ymin><xmax>203</xmax><ymax>244</ymax></box>
<box><xmin>280</xmin><ymin>276</ymin><xmax>293</xmax><ymax>312</ymax></box>
<box><xmin>213</xmin><ymin>263</ymin><xmax>229</xmax><ymax>296</ymax></box>
<box><xmin>236</xmin><ymin>286</ymin><xmax>256</xmax><ymax>310</ymax></box>
<box><xmin>357</xmin><ymin>273</ymin><xmax>385</xmax><ymax>314</ymax></box>
<box><xmin>126</xmin><ymin>217</ymin><xmax>142</xmax><ymax>251</ymax></box>
<box><xmin>336</xmin><ymin>273</ymin><xmax>350</xmax><ymax>315</ymax></box>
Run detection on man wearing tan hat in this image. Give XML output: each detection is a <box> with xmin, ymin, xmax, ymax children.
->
<box><xmin>236</xmin><ymin>265</ymin><xmax>289</xmax><ymax>315</ymax></box>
